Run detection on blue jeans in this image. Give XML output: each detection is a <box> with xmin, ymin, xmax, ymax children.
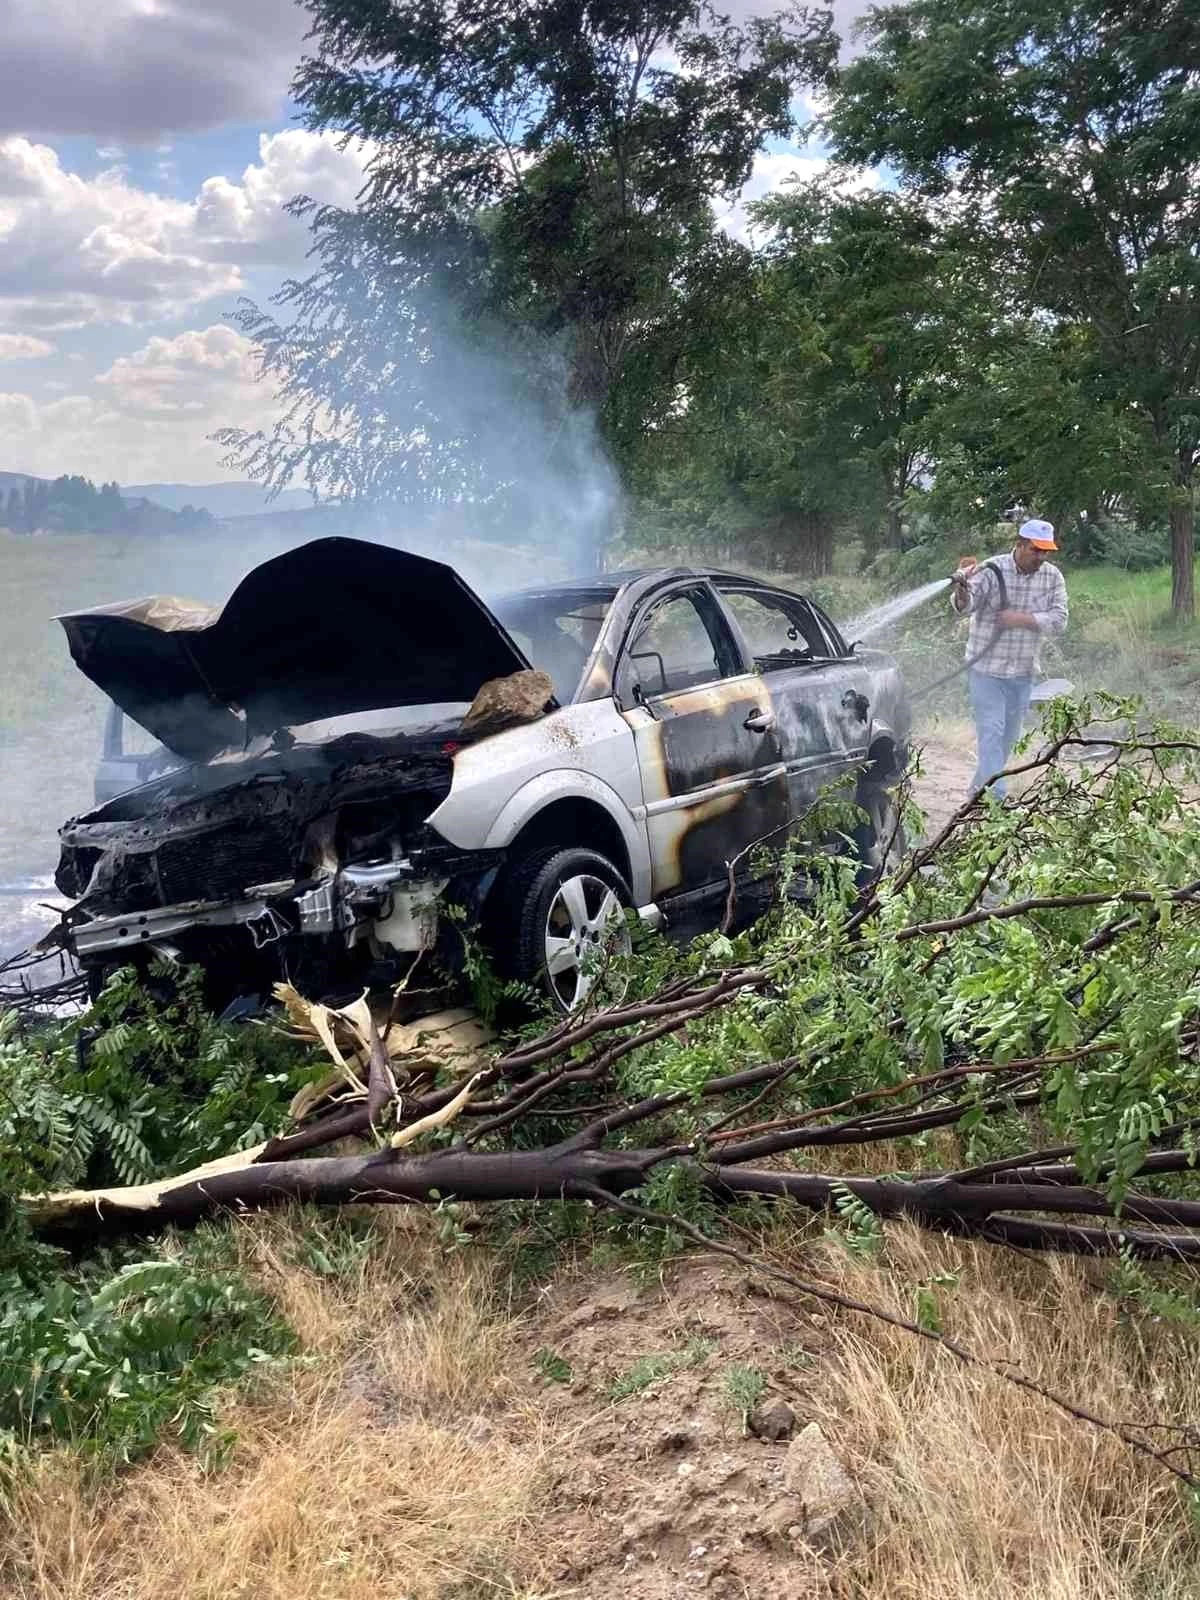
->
<box><xmin>969</xmin><ymin>670</ymin><xmax>1033</xmax><ymax>797</ymax></box>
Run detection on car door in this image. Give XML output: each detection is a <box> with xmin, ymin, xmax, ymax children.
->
<box><xmin>714</xmin><ymin>583</ymin><xmax>876</xmax><ymax>826</ymax></box>
<box><xmin>614</xmin><ymin>581</ymin><xmax>788</xmax><ymax>902</ymax></box>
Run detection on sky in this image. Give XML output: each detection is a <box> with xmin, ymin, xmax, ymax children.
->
<box><xmin>0</xmin><ymin>0</ymin><xmax>875</xmax><ymax>488</ymax></box>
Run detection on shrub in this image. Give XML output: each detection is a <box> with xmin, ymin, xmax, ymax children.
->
<box><xmin>0</xmin><ymin>966</ymin><xmax>318</xmax><ymax>1463</ymax></box>
<box><xmin>0</xmin><ymin>1238</ymin><xmax>293</xmax><ymax>1464</ymax></box>
<box><xmin>1094</xmin><ymin>519</ymin><xmax>1171</xmax><ymax>572</ymax></box>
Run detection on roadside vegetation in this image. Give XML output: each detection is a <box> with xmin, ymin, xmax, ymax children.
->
<box><xmin>1</xmin><ymin>694</ymin><xmax>1199</xmax><ymax>1596</ymax></box>
<box><xmin>216</xmin><ymin>0</ymin><xmax>1200</xmax><ymax>624</ymax></box>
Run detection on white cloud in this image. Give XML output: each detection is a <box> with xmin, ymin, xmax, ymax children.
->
<box><xmin>0</xmin><ymin>133</ymin><xmax>372</xmax><ymax>332</ymax></box>
<box><xmin>98</xmin><ymin>325</ymin><xmax>263</xmax><ymax>418</ymax></box>
<box><xmin>717</xmin><ymin>0</ymin><xmax>880</xmax><ymax>60</ymax></box>
<box><xmin>193</xmin><ymin>131</ymin><xmax>372</xmax><ymax>263</ymax></box>
<box><xmin>0</xmin><ymin>0</ymin><xmax>306</xmax><ymax>144</ymax></box>
<box><xmin>714</xmin><ymin>149</ymin><xmax>882</xmax><ymax>244</ymax></box>
<box><xmin>0</xmin><ymin>326</ymin><xmax>281</xmax><ymax>483</ymax></box>
<box><xmin>0</xmin><ymin>333</ymin><xmax>53</xmax><ymax>360</ymax></box>
<box><xmin>0</xmin><ymin>0</ymin><xmax>878</xmax><ymax>148</ymax></box>
<box><xmin>0</xmin><ymin>138</ymin><xmax>239</xmax><ymax>329</ymax></box>
<box><xmin>0</xmin><ymin>391</ymin><xmax>39</xmax><ymax>431</ymax></box>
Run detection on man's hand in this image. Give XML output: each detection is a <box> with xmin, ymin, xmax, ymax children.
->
<box><xmin>950</xmin><ymin>556</ymin><xmax>977</xmax><ymax>611</ymax></box>
<box><xmin>997</xmin><ymin>608</ymin><xmax>1038</xmax><ymax>630</ymax></box>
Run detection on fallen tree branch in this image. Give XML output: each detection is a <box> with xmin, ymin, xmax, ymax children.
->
<box><xmin>897</xmin><ymin>883</ymin><xmax>1200</xmax><ymax>943</ymax></box>
<box><xmin>29</xmin><ymin>1136</ymin><xmax>1200</xmax><ymax>1266</ymax></box>
<box><xmin>16</xmin><ymin>713</ymin><xmax>1200</xmax><ymax>1503</ymax></box>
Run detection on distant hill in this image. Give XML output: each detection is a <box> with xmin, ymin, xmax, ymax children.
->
<box><xmin>0</xmin><ymin>471</ymin><xmax>313</xmax><ymax>521</ymax></box>
<box><xmin>123</xmin><ymin>482</ymin><xmax>316</xmax><ymax>518</ymax></box>
<box><xmin>0</xmin><ymin>470</ymin><xmax>38</xmax><ymax>494</ymax></box>
<box><xmin>1</xmin><ymin>473</ymin><xmax>216</xmax><ymax>537</ymax></box>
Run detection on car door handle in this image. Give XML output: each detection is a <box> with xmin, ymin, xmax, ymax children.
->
<box><xmin>744</xmin><ymin>708</ymin><xmax>776</xmax><ymax>733</ymax></box>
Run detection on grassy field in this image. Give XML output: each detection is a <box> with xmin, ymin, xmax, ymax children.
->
<box><xmin>0</xmin><ymin>533</ymin><xmax>259</xmax><ymax>891</ymax></box>
<box><xmin>1061</xmin><ymin>563</ymin><xmax>1200</xmax><ymax>708</ymax></box>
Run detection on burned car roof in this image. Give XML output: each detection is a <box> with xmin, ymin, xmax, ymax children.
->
<box><xmin>57</xmin><ymin>537</ymin><xmax>531</xmax><ymax>764</ymax></box>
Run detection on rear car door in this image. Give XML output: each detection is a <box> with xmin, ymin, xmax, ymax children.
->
<box><xmin>714</xmin><ymin>583</ymin><xmax>875</xmax><ymax>825</ymax></box>
<box><xmin>615</xmin><ymin>581</ymin><xmax>788</xmax><ymax>902</ymax></box>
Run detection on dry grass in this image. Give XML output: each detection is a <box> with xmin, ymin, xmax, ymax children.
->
<box><xmin>231</xmin><ymin>1209</ymin><xmax>517</xmax><ymax>1412</ymax></box>
<box><xmin>2</xmin><ymin>1209</ymin><xmax>558</xmax><ymax>1600</ymax></box>
<box><xmin>5</xmin><ymin>1204</ymin><xmax>1200</xmax><ymax>1599</ymax></box>
<box><xmin>9</xmin><ymin>1396</ymin><xmax>553</xmax><ymax>1600</ymax></box>
<box><xmin>790</xmin><ymin>1223</ymin><xmax>1200</xmax><ymax>1600</ymax></box>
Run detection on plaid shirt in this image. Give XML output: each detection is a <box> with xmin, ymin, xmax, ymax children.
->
<box><xmin>952</xmin><ymin>552</ymin><xmax>1068</xmax><ymax>679</ymax></box>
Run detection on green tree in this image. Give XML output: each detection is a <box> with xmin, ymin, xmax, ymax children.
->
<box><xmin>751</xmin><ymin>183</ymin><xmax>986</xmax><ymax>555</ymax></box>
<box><xmin>914</xmin><ymin>317</ymin><xmax>1153</xmax><ymax>550</ymax></box>
<box><xmin>626</xmin><ymin>237</ymin><xmax>880</xmax><ymax>575</ymax></box>
<box><xmin>626</xmin><ymin>182</ymin><xmax>984</xmax><ymax>571</ymax></box>
<box><xmin>829</xmin><ymin>0</ymin><xmax>1200</xmax><ymax>617</ymax></box>
<box><xmin>217</xmin><ymin>0</ymin><xmax>835</xmax><ymax>559</ymax></box>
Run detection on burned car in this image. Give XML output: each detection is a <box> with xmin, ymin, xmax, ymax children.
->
<box><xmin>53</xmin><ymin>537</ymin><xmax>910</xmax><ymax>1011</ymax></box>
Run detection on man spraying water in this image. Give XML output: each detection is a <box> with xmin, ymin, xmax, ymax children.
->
<box><xmin>951</xmin><ymin>518</ymin><xmax>1068</xmax><ymax>797</ymax></box>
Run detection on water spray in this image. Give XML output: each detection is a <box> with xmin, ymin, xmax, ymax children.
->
<box><xmin>840</xmin><ymin>563</ymin><xmax>1008</xmax><ymax>703</ymax></box>
<box><xmin>840</xmin><ymin>575</ymin><xmax>953</xmax><ymax>645</ymax></box>
<box><xmin>842</xmin><ymin>560</ymin><xmax>1071</xmax><ymax>706</ymax></box>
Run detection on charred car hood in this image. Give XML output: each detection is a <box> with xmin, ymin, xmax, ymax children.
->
<box><xmin>57</xmin><ymin>538</ymin><xmax>530</xmax><ymax>763</ymax></box>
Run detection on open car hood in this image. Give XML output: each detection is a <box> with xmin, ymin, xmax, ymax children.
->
<box><xmin>58</xmin><ymin>537</ymin><xmax>532</xmax><ymax>763</ymax></box>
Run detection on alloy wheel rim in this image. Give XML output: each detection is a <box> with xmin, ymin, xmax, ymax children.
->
<box><xmin>543</xmin><ymin>873</ymin><xmax>631</xmax><ymax>1011</ymax></box>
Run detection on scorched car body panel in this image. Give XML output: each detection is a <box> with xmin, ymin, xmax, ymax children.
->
<box><xmin>58</xmin><ymin>538</ymin><xmax>530</xmax><ymax>763</ymax></box>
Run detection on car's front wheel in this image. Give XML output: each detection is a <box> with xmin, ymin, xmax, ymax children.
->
<box><xmin>495</xmin><ymin>846</ymin><xmax>633</xmax><ymax>1014</ymax></box>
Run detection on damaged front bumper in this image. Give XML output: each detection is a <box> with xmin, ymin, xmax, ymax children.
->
<box><xmin>66</xmin><ymin>850</ymin><xmax>502</xmax><ymax>967</ymax></box>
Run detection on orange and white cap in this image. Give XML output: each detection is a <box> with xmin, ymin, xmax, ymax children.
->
<box><xmin>1019</xmin><ymin>518</ymin><xmax>1057</xmax><ymax>551</ymax></box>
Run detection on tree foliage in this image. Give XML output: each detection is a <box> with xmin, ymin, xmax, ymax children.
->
<box><xmin>213</xmin><ymin>0</ymin><xmax>1200</xmax><ymax>590</ymax></box>
<box><xmin>750</xmin><ymin>185</ymin><xmax>979</xmax><ymax>554</ymax></box>
<box><xmin>828</xmin><ymin>0</ymin><xmax>1200</xmax><ymax>614</ymax></box>
<box><xmin>217</xmin><ymin>0</ymin><xmax>835</xmax><ymax>559</ymax></box>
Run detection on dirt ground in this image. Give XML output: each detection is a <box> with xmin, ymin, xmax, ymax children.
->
<box><xmin>9</xmin><ymin>1128</ymin><xmax>1199</xmax><ymax>1600</ymax></box>
<box><xmin>908</xmin><ymin>720</ymin><xmax>976</xmax><ymax>839</ymax></box>
<box><xmin>513</xmin><ymin>1254</ymin><xmax>849</xmax><ymax>1600</ymax></box>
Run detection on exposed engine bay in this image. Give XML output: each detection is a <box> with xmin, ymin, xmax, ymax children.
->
<box><xmin>56</xmin><ymin>716</ymin><xmax>506</xmax><ymax>997</ymax></box>
<box><xmin>49</xmin><ymin>537</ymin><xmax>560</xmax><ymax>1001</ymax></box>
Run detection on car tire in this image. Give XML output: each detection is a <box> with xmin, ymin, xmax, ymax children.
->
<box><xmin>853</xmin><ymin>783</ymin><xmax>907</xmax><ymax>881</ymax></box>
<box><xmin>495</xmin><ymin>846</ymin><xmax>633</xmax><ymax>1014</ymax></box>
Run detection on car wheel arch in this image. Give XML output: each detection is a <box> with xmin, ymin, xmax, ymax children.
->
<box><xmin>861</xmin><ymin>729</ymin><xmax>905</xmax><ymax>788</ymax></box>
<box><xmin>475</xmin><ymin>772</ymin><xmax>651</xmax><ymax>905</ymax></box>
<box><xmin>502</xmin><ymin>796</ymin><xmax>632</xmax><ymax>887</ymax></box>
